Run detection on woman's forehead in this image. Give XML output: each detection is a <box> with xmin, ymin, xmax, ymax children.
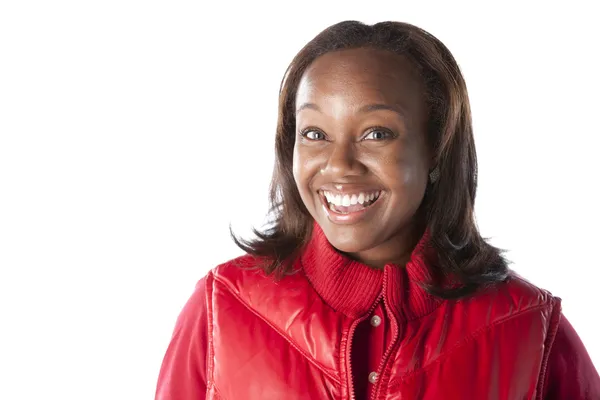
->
<box><xmin>295</xmin><ymin>48</ymin><xmax>424</xmax><ymax>116</ymax></box>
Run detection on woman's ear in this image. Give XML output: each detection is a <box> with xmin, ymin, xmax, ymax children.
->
<box><xmin>428</xmin><ymin>151</ymin><xmax>439</xmax><ymax>183</ymax></box>
<box><xmin>429</xmin><ymin>166</ymin><xmax>440</xmax><ymax>183</ymax></box>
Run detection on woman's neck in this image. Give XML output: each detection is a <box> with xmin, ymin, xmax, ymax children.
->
<box><xmin>346</xmin><ymin>222</ymin><xmax>425</xmax><ymax>269</ymax></box>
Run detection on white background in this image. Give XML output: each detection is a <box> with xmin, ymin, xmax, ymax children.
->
<box><xmin>1</xmin><ymin>1</ymin><xmax>599</xmax><ymax>399</ymax></box>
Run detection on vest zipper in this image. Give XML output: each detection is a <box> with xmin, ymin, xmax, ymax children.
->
<box><xmin>346</xmin><ymin>292</ymin><xmax>384</xmax><ymax>400</ymax></box>
<box><xmin>370</xmin><ymin>269</ymin><xmax>401</xmax><ymax>400</ymax></box>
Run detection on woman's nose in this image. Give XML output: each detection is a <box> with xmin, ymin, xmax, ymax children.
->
<box><xmin>320</xmin><ymin>142</ymin><xmax>365</xmax><ymax>179</ymax></box>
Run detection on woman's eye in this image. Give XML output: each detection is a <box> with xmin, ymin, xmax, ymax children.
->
<box><xmin>364</xmin><ymin>129</ymin><xmax>393</xmax><ymax>140</ymax></box>
<box><xmin>303</xmin><ymin>130</ymin><xmax>325</xmax><ymax>140</ymax></box>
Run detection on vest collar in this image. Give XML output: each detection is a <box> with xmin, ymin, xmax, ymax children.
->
<box><xmin>299</xmin><ymin>221</ymin><xmax>442</xmax><ymax>320</ymax></box>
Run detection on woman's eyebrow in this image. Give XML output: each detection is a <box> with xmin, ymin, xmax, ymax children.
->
<box><xmin>296</xmin><ymin>102</ymin><xmax>320</xmax><ymax>115</ymax></box>
<box><xmin>358</xmin><ymin>103</ymin><xmax>406</xmax><ymax>119</ymax></box>
<box><xmin>295</xmin><ymin>102</ymin><xmax>406</xmax><ymax>118</ymax></box>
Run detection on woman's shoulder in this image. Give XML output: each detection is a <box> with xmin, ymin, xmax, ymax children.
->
<box><xmin>456</xmin><ymin>269</ymin><xmax>562</xmax><ymax>324</ymax></box>
<box><xmin>202</xmin><ymin>252</ymin><xmax>307</xmax><ymax>296</ymax></box>
<box><xmin>500</xmin><ymin>270</ymin><xmax>560</xmax><ymax>304</ymax></box>
<box><xmin>206</xmin><ymin>253</ymin><xmax>274</xmax><ymax>285</ymax></box>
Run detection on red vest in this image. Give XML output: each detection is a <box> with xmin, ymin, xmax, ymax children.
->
<box><xmin>203</xmin><ymin>225</ymin><xmax>562</xmax><ymax>399</ymax></box>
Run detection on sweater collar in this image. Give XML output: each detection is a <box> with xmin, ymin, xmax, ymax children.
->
<box><xmin>299</xmin><ymin>221</ymin><xmax>442</xmax><ymax>320</ymax></box>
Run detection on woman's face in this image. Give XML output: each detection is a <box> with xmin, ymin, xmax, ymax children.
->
<box><xmin>293</xmin><ymin>47</ymin><xmax>431</xmax><ymax>267</ymax></box>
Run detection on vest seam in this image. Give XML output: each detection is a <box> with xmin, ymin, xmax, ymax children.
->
<box><xmin>338</xmin><ymin>325</ymin><xmax>352</xmax><ymax>399</ymax></box>
<box><xmin>212</xmin><ymin>273</ymin><xmax>342</xmax><ymax>385</ymax></box>
<box><xmin>205</xmin><ymin>272</ymin><xmax>216</xmax><ymax>393</ymax></box>
<box><xmin>401</xmin><ymin>280</ymin><xmax>545</xmax><ymax>323</ymax></box>
<box><xmin>206</xmin><ymin>382</ymin><xmax>224</xmax><ymax>399</ymax></box>
<box><xmin>535</xmin><ymin>297</ymin><xmax>562</xmax><ymax>399</ymax></box>
<box><xmin>393</xmin><ymin>301</ymin><xmax>555</xmax><ymax>385</ymax></box>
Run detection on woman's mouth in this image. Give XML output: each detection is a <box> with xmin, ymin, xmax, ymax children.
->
<box><xmin>319</xmin><ymin>190</ymin><xmax>382</xmax><ymax>214</ymax></box>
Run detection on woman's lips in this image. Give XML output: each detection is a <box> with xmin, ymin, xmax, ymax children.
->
<box><xmin>318</xmin><ymin>190</ymin><xmax>384</xmax><ymax>224</ymax></box>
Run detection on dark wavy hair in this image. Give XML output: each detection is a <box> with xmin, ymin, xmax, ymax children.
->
<box><xmin>230</xmin><ymin>20</ymin><xmax>509</xmax><ymax>299</ymax></box>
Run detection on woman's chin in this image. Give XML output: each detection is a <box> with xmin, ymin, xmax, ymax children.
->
<box><xmin>320</xmin><ymin>224</ymin><xmax>378</xmax><ymax>255</ymax></box>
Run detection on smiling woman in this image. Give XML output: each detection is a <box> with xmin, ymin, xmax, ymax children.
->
<box><xmin>293</xmin><ymin>48</ymin><xmax>430</xmax><ymax>268</ymax></box>
<box><xmin>155</xmin><ymin>20</ymin><xmax>600</xmax><ymax>400</ymax></box>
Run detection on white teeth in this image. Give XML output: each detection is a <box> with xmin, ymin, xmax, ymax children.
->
<box><xmin>358</xmin><ymin>193</ymin><xmax>365</xmax><ymax>204</ymax></box>
<box><xmin>323</xmin><ymin>190</ymin><xmax>381</xmax><ymax>207</ymax></box>
<box><xmin>342</xmin><ymin>194</ymin><xmax>351</xmax><ymax>206</ymax></box>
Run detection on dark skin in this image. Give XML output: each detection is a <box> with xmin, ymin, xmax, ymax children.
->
<box><xmin>293</xmin><ymin>47</ymin><xmax>432</xmax><ymax>269</ymax></box>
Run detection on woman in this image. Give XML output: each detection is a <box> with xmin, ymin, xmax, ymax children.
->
<box><xmin>155</xmin><ymin>20</ymin><xmax>599</xmax><ymax>399</ymax></box>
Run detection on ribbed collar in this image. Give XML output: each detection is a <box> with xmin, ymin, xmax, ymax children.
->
<box><xmin>299</xmin><ymin>221</ymin><xmax>443</xmax><ymax>321</ymax></box>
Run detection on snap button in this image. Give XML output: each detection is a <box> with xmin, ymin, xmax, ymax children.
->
<box><xmin>368</xmin><ymin>371</ymin><xmax>379</xmax><ymax>384</ymax></box>
<box><xmin>370</xmin><ymin>315</ymin><xmax>382</xmax><ymax>327</ymax></box>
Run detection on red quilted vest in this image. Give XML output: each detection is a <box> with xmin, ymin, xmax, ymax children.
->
<box><xmin>203</xmin><ymin>224</ymin><xmax>561</xmax><ymax>399</ymax></box>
